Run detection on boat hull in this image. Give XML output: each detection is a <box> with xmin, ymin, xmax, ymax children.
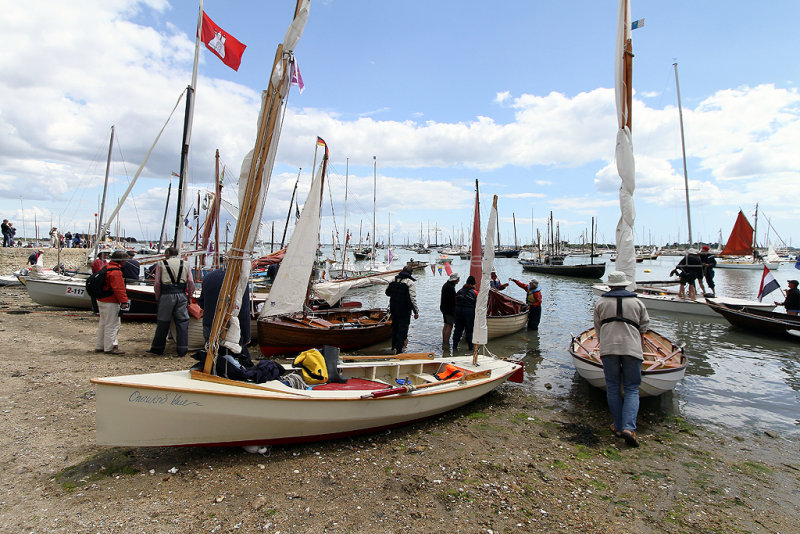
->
<box><xmin>591</xmin><ymin>284</ymin><xmax>775</xmax><ymax>317</ymax></box>
<box><xmin>715</xmin><ymin>261</ymin><xmax>779</xmax><ymax>270</ymax></box>
<box><xmin>258</xmin><ymin>309</ymin><xmax>392</xmax><ymax>356</ymax></box>
<box><xmin>569</xmin><ymin>328</ymin><xmax>687</xmax><ymax>397</ymax></box>
<box><xmin>522</xmin><ymin>262</ymin><xmax>606</xmax><ymax>279</ymax></box>
<box><xmin>706</xmin><ymin>301</ymin><xmax>800</xmax><ymax>340</ymax></box>
<box><xmin>24</xmin><ymin>278</ymin><xmax>92</xmax><ymax>309</ymax></box>
<box><xmin>91</xmin><ymin>356</ymin><xmax>521</xmax><ymax>446</ymax></box>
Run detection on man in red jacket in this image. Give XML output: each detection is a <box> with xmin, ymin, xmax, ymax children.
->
<box><xmin>95</xmin><ymin>250</ymin><xmax>129</xmax><ymax>355</ymax></box>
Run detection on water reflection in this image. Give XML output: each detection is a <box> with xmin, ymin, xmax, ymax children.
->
<box><xmin>334</xmin><ymin>249</ymin><xmax>800</xmax><ymax>434</ymax></box>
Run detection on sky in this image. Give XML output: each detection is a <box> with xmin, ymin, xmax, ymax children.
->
<box><xmin>1</xmin><ymin>0</ymin><xmax>799</xmax><ymax>251</ymax></box>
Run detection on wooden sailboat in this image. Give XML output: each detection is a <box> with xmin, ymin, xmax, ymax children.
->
<box><xmin>256</xmin><ymin>139</ymin><xmax>392</xmax><ymax>357</ymax></box>
<box><xmin>520</xmin><ymin>214</ymin><xmax>605</xmax><ymax>278</ymax></box>
<box><xmin>467</xmin><ymin>181</ymin><xmax>529</xmax><ymax>339</ymax></box>
<box><xmin>572</xmin><ymin>0</ymin><xmax>686</xmax><ymax>394</ymax></box>
<box><xmin>716</xmin><ymin>207</ymin><xmax>779</xmax><ymax>269</ymax></box>
<box><xmin>92</xmin><ymin>2</ymin><xmax>523</xmax><ymax>448</ymax></box>
<box><xmin>706</xmin><ymin>301</ymin><xmax>800</xmax><ymax>341</ymax></box>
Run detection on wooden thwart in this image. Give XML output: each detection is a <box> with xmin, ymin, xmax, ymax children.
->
<box><xmin>342</xmin><ymin>352</ymin><xmax>435</xmax><ymax>362</ymax></box>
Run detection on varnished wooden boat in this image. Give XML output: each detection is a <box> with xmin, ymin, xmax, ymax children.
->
<box><xmin>706</xmin><ymin>301</ymin><xmax>800</xmax><ymax>341</ymax></box>
<box><xmin>258</xmin><ymin>308</ymin><xmax>392</xmax><ymax>357</ymax></box>
<box><xmin>569</xmin><ymin>328</ymin><xmax>687</xmax><ymax>396</ymax></box>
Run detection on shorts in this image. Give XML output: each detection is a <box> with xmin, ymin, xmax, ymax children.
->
<box><xmin>442</xmin><ymin>313</ymin><xmax>455</xmax><ymax>325</ymax></box>
<box><xmin>679</xmin><ymin>272</ymin><xmax>697</xmax><ymax>284</ymax></box>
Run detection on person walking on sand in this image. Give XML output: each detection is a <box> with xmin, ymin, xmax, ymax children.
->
<box><xmin>147</xmin><ymin>246</ymin><xmax>195</xmax><ymax>357</ymax></box>
<box><xmin>440</xmin><ymin>272</ymin><xmax>459</xmax><ymax>346</ymax></box>
<box><xmin>385</xmin><ymin>265</ymin><xmax>419</xmax><ymax>353</ymax></box>
<box><xmin>452</xmin><ymin>275</ymin><xmax>478</xmax><ymax>351</ymax></box>
<box><xmin>510</xmin><ymin>277</ymin><xmax>542</xmax><ymax>329</ymax></box>
<box><xmin>95</xmin><ymin>250</ymin><xmax>129</xmax><ymax>355</ymax></box>
<box><xmin>593</xmin><ymin>271</ymin><xmax>650</xmax><ymax>448</ymax></box>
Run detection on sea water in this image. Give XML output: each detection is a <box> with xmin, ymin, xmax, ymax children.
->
<box><xmin>328</xmin><ymin>247</ymin><xmax>800</xmax><ymax>435</ymax></box>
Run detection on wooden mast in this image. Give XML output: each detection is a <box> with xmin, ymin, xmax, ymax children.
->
<box><xmin>203</xmin><ymin>0</ymin><xmax>307</xmax><ymax>375</ymax></box>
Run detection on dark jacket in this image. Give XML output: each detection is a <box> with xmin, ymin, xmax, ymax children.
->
<box><xmin>198</xmin><ymin>268</ymin><xmax>251</xmax><ymax>344</ymax></box>
<box><xmin>440</xmin><ymin>280</ymin><xmax>457</xmax><ymax>315</ymax></box>
<box><xmin>455</xmin><ymin>285</ymin><xmax>477</xmax><ymax>309</ymax></box>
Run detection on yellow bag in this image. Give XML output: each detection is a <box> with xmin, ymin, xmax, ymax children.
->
<box><xmin>294</xmin><ymin>349</ymin><xmax>328</xmax><ymax>385</ymax></box>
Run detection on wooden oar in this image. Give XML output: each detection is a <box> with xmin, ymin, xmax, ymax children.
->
<box><xmin>361</xmin><ymin>369</ymin><xmax>491</xmax><ymax>399</ymax></box>
<box><xmin>570</xmin><ymin>332</ymin><xmax>597</xmax><ymax>358</ymax></box>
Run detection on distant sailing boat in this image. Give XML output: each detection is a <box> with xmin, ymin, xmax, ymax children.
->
<box><xmin>716</xmin><ymin>206</ymin><xmax>780</xmax><ymax>270</ymax></box>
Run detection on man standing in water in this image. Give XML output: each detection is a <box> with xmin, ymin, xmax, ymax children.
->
<box><xmin>385</xmin><ymin>265</ymin><xmax>419</xmax><ymax>354</ymax></box>
<box><xmin>593</xmin><ymin>271</ymin><xmax>650</xmax><ymax>448</ymax></box>
<box><xmin>440</xmin><ymin>272</ymin><xmax>459</xmax><ymax>346</ymax></box>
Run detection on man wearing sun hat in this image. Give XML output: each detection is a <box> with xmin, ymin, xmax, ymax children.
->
<box><xmin>593</xmin><ymin>271</ymin><xmax>650</xmax><ymax>447</ymax></box>
<box><xmin>440</xmin><ymin>272</ymin><xmax>460</xmax><ymax>345</ymax></box>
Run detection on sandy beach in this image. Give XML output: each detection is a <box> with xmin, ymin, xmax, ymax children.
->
<box><xmin>0</xmin><ymin>247</ymin><xmax>798</xmax><ymax>533</ymax></box>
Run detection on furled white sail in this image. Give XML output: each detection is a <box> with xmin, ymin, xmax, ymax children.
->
<box><xmin>473</xmin><ymin>196</ymin><xmax>498</xmax><ymax>346</ymax></box>
<box><xmin>614</xmin><ymin>0</ymin><xmax>636</xmax><ymax>288</ymax></box>
<box><xmin>259</xmin><ymin>149</ymin><xmax>325</xmax><ymax>318</ymax></box>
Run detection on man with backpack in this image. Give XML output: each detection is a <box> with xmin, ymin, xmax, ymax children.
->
<box><xmin>385</xmin><ymin>265</ymin><xmax>419</xmax><ymax>354</ymax></box>
<box><xmin>89</xmin><ymin>250</ymin><xmax>109</xmax><ymax>314</ymax></box>
<box><xmin>93</xmin><ymin>250</ymin><xmax>129</xmax><ymax>354</ymax></box>
<box><xmin>146</xmin><ymin>246</ymin><xmax>195</xmax><ymax>357</ymax></box>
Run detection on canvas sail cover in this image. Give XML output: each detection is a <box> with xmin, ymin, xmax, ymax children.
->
<box><xmin>614</xmin><ymin>0</ymin><xmax>636</xmax><ymax>288</ymax></box>
<box><xmin>720</xmin><ymin>210</ymin><xmax>754</xmax><ymax>256</ymax></box>
<box><xmin>473</xmin><ymin>196</ymin><xmax>498</xmax><ymax>346</ymax></box>
<box><xmin>259</xmin><ymin>150</ymin><xmax>325</xmax><ymax>318</ymax></box>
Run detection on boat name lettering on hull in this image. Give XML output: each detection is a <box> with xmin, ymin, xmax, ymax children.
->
<box><xmin>128</xmin><ymin>390</ymin><xmax>203</xmax><ymax>407</ymax></box>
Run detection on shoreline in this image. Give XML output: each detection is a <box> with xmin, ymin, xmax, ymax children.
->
<box><xmin>0</xmin><ymin>248</ymin><xmax>798</xmax><ymax>532</ymax></box>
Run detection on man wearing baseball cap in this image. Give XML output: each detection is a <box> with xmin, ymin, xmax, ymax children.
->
<box><xmin>776</xmin><ymin>279</ymin><xmax>800</xmax><ymax>315</ymax></box>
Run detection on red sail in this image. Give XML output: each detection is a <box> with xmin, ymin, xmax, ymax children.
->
<box><xmin>720</xmin><ymin>210</ymin><xmax>754</xmax><ymax>256</ymax></box>
<box><xmin>469</xmin><ymin>180</ymin><xmax>482</xmax><ymax>290</ymax></box>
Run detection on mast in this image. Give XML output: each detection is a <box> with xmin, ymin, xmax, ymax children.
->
<box><xmin>753</xmin><ymin>203</ymin><xmax>759</xmax><ymax>256</ymax></box>
<box><xmin>173</xmin><ymin>1</ymin><xmax>204</xmax><ymax>249</ymax></box>
<box><xmin>92</xmin><ymin>125</ymin><xmax>114</xmax><ymax>258</ymax></box>
<box><xmin>281</xmin><ymin>169</ymin><xmax>301</xmax><ymax>248</ymax></box>
<box><xmin>203</xmin><ymin>0</ymin><xmax>309</xmax><ymax>374</ymax></box>
<box><xmin>512</xmin><ymin>212</ymin><xmax>518</xmax><ymax>249</ymax></box>
<box><xmin>590</xmin><ymin>216</ymin><xmax>595</xmax><ymax>264</ymax></box>
<box><xmin>372</xmin><ymin>156</ymin><xmax>377</xmax><ymax>267</ymax></box>
<box><xmin>613</xmin><ymin>0</ymin><xmax>637</xmax><ymax>285</ymax></box>
<box><xmin>674</xmin><ymin>62</ymin><xmax>693</xmax><ymax>248</ymax></box>
<box><xmin>157</xmin><ymin>175</ymin><xmax>173</xmax><ymax>254</ymax></box>
<box><xmin>214</xmin><ymin>151</ymin><xmax>221</xmax><ymax>267</ymax></box>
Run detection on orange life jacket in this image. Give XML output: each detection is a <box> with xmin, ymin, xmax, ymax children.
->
<box><xmin>436</xmin><ymin>364</ymin><xmax>465</xmax><ymax>381</ymax></box>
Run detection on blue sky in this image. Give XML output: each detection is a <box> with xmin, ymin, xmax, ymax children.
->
<box><xmin>1</xmin><ymin>0</ymin><xmax>799</xmax><ymax>249</ymax></box>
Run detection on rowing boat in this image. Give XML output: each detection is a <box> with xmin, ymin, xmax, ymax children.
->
<box><xmin>569</xmin><ymin>328</ymin><xmax>687</xmax><ymax>396</ymax></box>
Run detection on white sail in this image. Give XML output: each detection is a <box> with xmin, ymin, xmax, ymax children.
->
<box><xmin>614</xmin><ymin>0</ymin><xmax>636</xmax><ymax>287</ymax></box>
<box><xmin>259</xmin><ymin>149</ymin><xmax>325</xmax><ymax>318</ymax></box>
<box><xmin>473</xmin><ymin>196</ymin><xmax>498</xmax><ymax>346</ymax></box>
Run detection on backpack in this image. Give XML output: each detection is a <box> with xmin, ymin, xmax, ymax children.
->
<box><xmin>85</xmin><ymin>266</ymin><xmax>117</xmax><ymax>299</ymax></box>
